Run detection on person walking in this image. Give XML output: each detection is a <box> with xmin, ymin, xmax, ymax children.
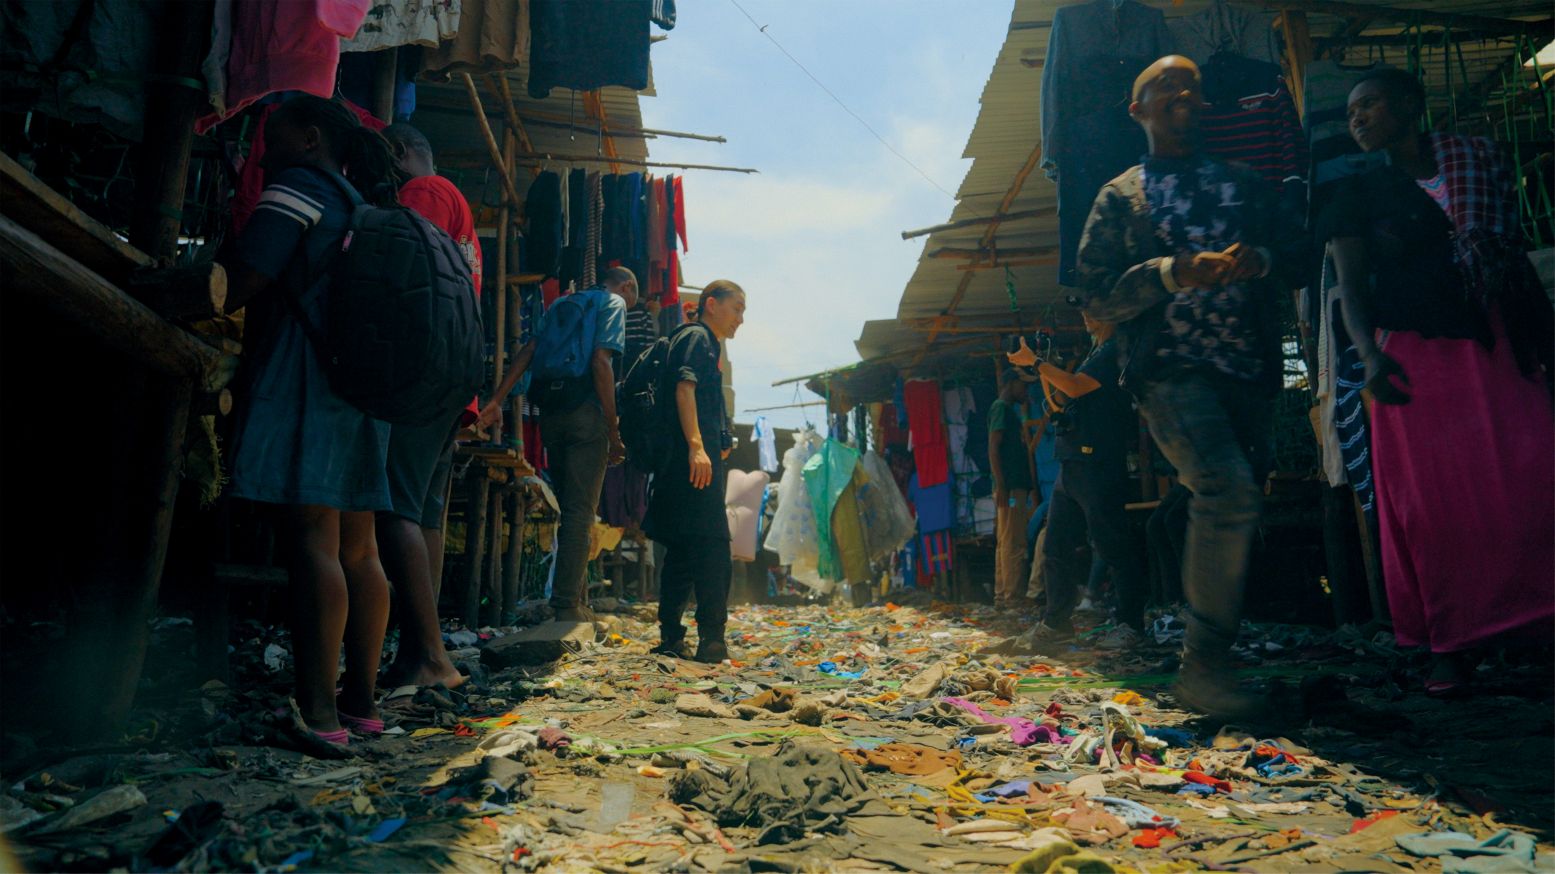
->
<box><xmin>1069</xmin><ymin>56</ymin><xmax>1303</xmax><ymax>719</ymax></box>
<box><xmin>481</xmin><ymin>269</ymin><xmax>632</xmax><ymax>624</ymax></box>
<box><xmin>645</xmin><ymin>281</ymin><xmax>746</xmax><ymax>663</ymax></box>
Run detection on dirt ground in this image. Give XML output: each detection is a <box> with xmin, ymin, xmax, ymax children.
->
<box><xmin>3</xmin><ymin>597</ymin><xmax>1551</xmax><ymax>872</ymax></box>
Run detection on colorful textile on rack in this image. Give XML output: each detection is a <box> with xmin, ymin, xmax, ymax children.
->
<box><xmin>916</xmin><ymin>530</ymin><xmax>954</xmax><ymax>578</ymax></box>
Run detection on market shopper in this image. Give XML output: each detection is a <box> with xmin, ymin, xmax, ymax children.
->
<box><xmin>480</xmin><ymin>269</ymin><xmax>631</xmax><ymax>624</ymax></box>
<box><xmin>645</xmin><ymin>281</ymin><xmax>746</xmax><ymax>664</ymax></box>
<box><xmin>376</xmin><ymin>123</ymin><xmax>481</xmax><ymax>691</ymax></box>
<box><xmin>1005</xmin><ymin>312</ymin><xmax>1146</xmax><ymax>648</ymax></box>
<box><xmin>1068</xmin><ymin>56</ymin><xmax>1300</xmax><ymax>719</ymax></box>
<box><xmin>989</xmin><ymin>368</ymin><xmax>1034</xmax><ymax>609</ymax></box>
<box><xmin>1322</xmin><ymin>69</ymin><xmax>1554</xmax><ymax>696</ymax></box>
<box><xmin>219</xmin><ymin>95</ymin><xmax>405</xmax><ymax>745</ymax></box>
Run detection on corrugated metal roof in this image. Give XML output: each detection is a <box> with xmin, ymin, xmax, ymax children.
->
<box><xmin>861</xmin><ymin>0</ymin><xmax>1552</xmax><ymax>364</ymax></box>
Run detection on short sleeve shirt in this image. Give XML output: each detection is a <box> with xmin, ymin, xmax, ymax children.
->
<box><xmin>662</xmin><ymin>323</ymin><xmax>725</xmax><ymax>453</ymax></box>
<box><xmin>593</xmin><ymin>290</ymin><xmax>627</xmax><ymax>358</ymax></box>
<box><xmin>399</xmin><ymin>174</ymin><xmax>482</xmax><ymax>296</ymax></box>
<box><xmin>1055</xmin><ymin>339</ymin><xmax>1133</xmax><ymax>464</ymax></box>
<box><xmin>987</xmin><ymin>398</ymin><xmax>1034</xmax><ymax>491</ymax></box>
<box><xmin>236</xmin><ymin>165</ymin><xmax>349</xmax><ymax>283</ymax></box>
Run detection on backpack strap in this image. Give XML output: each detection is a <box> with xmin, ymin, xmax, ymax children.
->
<box><xmin>275</xmin><ymin>168</ymin><xmax>368</xmax><ymax>366</ymax></box>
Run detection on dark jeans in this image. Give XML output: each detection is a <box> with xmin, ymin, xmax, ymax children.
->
<box><xmin>658</xmin><ymin>536</ymin><xmax>732</xmax><ymax>643</ymax></box>
<box><xmin>1137</xmin><ymin>373</ymin><xmax>1271</xmax><ymax>658</ymax></box>
<box><xmin>540</xmin><ymin>401</ymin><xmax>609</xmax><ymax>610</ymax></box>
<box><xmin>1042</xmin><ymin>459</ymin><xmax>1148</xmax><ymax>630</ymax></box>
<box><xmin>1147</xmin><ymin>484</ymin><xmax>1191</xmax><ymax>605</ymax></box>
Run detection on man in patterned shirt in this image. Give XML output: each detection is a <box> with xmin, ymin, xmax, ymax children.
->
<box><xmin>1074</xmin><ymin>56</ymin><xmax>1303</xmax><ymax>720</ymax></box>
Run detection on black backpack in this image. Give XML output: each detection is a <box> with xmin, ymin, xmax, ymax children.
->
<box><xmin>617</xmin><ymin>333</ymin><xmax>674</xmax><ymax>474</ymax></box>
<box><xmin>285</xmin><ymin>171</ymin><xmax>484</xmax><ymax>425</ymax></box>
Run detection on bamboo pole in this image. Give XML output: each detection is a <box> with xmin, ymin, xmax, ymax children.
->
<box><xmin>901</xmin><ymin>208</ymin><xmax>1054</xmax><ymax>240</ymax></box>
<box><xmin>460</xmin><ymin>73</ymin><xmax>522</xmax><ymax>208</ymax></box>
<box><xmin>464</xmin><ymin>465</ymin><xmax>491</xmax><ymax>628</ymax></box>
<box><xmin>442</xmin><ymin>151</ymin><xmax>759</xmax><ymax>174</ymax></box>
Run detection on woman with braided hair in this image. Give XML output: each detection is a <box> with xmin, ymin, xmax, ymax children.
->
<box><xmin>220</xmin><ymin>95</ymin><xmax>406</xmax><ymax>747</ymax></box>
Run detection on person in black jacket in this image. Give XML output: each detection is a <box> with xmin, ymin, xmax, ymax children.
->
<box><xmin>645</xmin><ymin>280</ymin><xmax>746</xmax><ymax>663</ymax></box>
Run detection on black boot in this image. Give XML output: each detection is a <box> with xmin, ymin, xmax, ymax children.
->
<box><xmin>693</xmin><ymin>636</ymin><xmax>729</xmax><ymax>664</ymax></box>
<box><xmin>650</xmin><ymin>638</ymin><xmax>692</xmax><ymax>658</ymax></box>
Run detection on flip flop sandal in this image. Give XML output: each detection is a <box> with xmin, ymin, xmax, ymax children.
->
<box><xmin>337</xmin><ymin>711</ymin><xmax>385</xmax><ymax>736</ymax></box>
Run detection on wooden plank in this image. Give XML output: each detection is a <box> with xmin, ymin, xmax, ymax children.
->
<box><xmin>460</xmin><ymin>73</ymin><xmax>522</xmax><ymax>208</ymax></box>
<box><xmin>0</xmin><ymin>215</ymin><xmax>235</xmax><ymax>391</ymax></box>
<box><xmin>0</xmin><ymin>151</ymin><xmax>153</xmax><ymax>282</ymax></box>
<box><xmin>901</xmin><ymin>207</ymin><xmax>1055</xmax><ymax>241</ymax></box>
<box><xmin>463</xmin><ymin>467</ymin><xmax>491</xmax><ymax>629</ymax></box>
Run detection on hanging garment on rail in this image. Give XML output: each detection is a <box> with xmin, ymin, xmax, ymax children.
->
<box><xmin>421</xmin><ymin>0</ymin><xmax>527</xmax><ymax>77</ymax></box>
<box><xmin>1167</xmin><ymin>1</ymin><xmax>1280</xmax><ymax>66</ymax></box>
<box><xmin>1199</xmin><ymin>55</ymin><xmax>1307</xmax><ymax>197</ymax></box>
<box><xmin>1040</xmin><ymin>0</ymin><xmax>1172</xmax><ymax>286</ymax></box>
<box><xmin>527</xmin><ymin>0</ymin><xmax>650</xmax><ymax>98</ymax></box>
<box><xmin>342</xmin><ymin>0</ymin><xmax>460</xmax><ymax>53</ymax></box>
<box><xmin>524</xmin><ymin>170</ymin><xmax>565</xmax><ymax>279</ymax></box>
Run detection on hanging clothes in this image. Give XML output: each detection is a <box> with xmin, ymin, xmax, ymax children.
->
<box><xmin>583</xmin><ymin>171</ymin><xmax>603</xmax><ymax>288</ymax></box>
<box><xmin>337</xmin><ymin>47</ymin><xmax>419</xmax><ymax>121</ymax></box>
<box><xmin>527</xmin><ymin>0</ymin><xmax>650</xmax><ymax>98</ymax></box>
<box><xmin>1199</xmin><ymin>55</ymin><xmax>1307</xmax><ymax>198</ymax></box>
<box><xmin>342</xmin><ymin>0</ymin><xmax>460</xmax><ymax>53</ymax></box>
<box><xmin>1167</xmin><ymin>1</ymin><xmax>1280</xmax><ymax>66</ymax></box>
<box><xmin>902</xmin><ymin>379</ymin><xmax>949</xmax><ymax>489</ymax></box>
<box><xmin>525</xmin><ymin>170</ymin><xmax>565</xmax><ymax>278</ymax></box>
<box><xmin>802</xmin><ymin>439</ymin><xmax>861</xmax><ymax>583</ymax></box>
<box><xmin>195</xmin><ymin>0</ymin><xmax>369</xmax><ymax>133</ymax></box>
<box><xmin>753</xmin><ymin>416</ymin><xmax>779</xmax><ymax>473</ymax></box>
<box><xmin>1039</xmin><ymin>0</ymin><xmax>1172</xmax><ymax>286</ymax></box>
<box><xmin>421</xmin><ymin>0</ymin><xmax>527</xmax><ymax>77</ymax></box>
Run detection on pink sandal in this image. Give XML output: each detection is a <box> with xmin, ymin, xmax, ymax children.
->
<box><xmin>337</xmin><ymin>711</ymin><xmax>385</xmax><ymax>736</ymax></box>
<box><xmin>312</xmin><ymin>727</ymin><xmax>351</xmax><ymax>746</ymax></box>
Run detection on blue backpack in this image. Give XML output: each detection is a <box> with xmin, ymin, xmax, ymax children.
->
<box><xmin>531</xmin><ymin>288</ymin><xmax>609</xmax><ymax>413</ymax></box>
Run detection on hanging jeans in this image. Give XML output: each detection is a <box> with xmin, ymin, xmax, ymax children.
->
<box><xmin>658</xmin><ymin>535</ymin><xmax>732</xmax><ymax>643</ymax></box>
<box><xmin>540</xmin><ymin>402</ymin><xmax>610</xmax><ymax>611</ymax></box>
<box><xmin>1137</xmin><ymin>373</ymin><xmax>1270</xmax><ymax>657</ymax></box>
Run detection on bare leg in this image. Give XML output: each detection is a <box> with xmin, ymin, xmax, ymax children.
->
<box><xmin>337</xmin><ymin>510</ymin><xmax>389</xmax><ymax>720</ymax></box>
<box><xmin>283</xmin><ymin>505</ymin><xmax>347</xmax><ymax>733</ymax></box>
<box><xmin>426</xmin><ymin>526</ymin><xmax>446</xmax><ymax>607</ymax></box>
<box><xmin>379</xmin><ymin>515</ymin><xmax>463</xmax><ymax>690</ymax></box>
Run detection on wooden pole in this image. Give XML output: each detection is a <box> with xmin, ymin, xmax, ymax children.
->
<box><xmin>1278</xmin><ymin>11</ymin><xmax>1316</xmax><ymax>118</ymax></box>
<box><xmin>129</xmin><ymin>1</ymin><xmax>210</xmax><ymax>261</ymax></box>
<box><xmin>0</xmin><ymin>216</ymin><xmax>235</xmax><ymax>391</ymax></box>
<box><xmin>371</xmin><ymin>49</ymin><xmax>398</xmax><ymax>124</ymax></box>
<box><xmin>463</xmin><ymin>465</ymin><xmax>491</xmax><ymax>628</ymax></box>
<box><xmin>503</xmin><ymin>489</ymin><xmax>525</xmax><ymax>619</ymax></box>
<box><xmin>126</xmin><ymin>263</ymin><xmax>227</xmax><ymax>321</ymax></box>
<box><xmin>492</xmin><ymin>130</ymin><xmax>512</xmax><ymax>442</ymax></box>
<box><xmin>460</xmin><ymin>73</ymin><xmax>522</xmax><ymax>208</ymax></box>
<box><xmin>482</xmin><ymin>488</ymin><xmax>504</xmax><ymax>627</ymax></box>
<box><xmin>0</xmin><ymin>151</ymin><xmax>154</xmax><ymax>282</ymax></box>
<box><xmin>901</xmin><ymin>208</ymin><xmax>1055</xmax><ymax>240</ymax></box>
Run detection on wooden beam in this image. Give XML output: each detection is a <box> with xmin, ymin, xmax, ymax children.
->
<box><xmin>955</xmin><ymin>256</ymin><xmax>1059</xmax><ymax>271</ymax></box>
<box><xmin>1279</xmin><ymin>11</ymin><xmax>1315</xmax><ymax>118</ymax></box>
<box><xmin>902</xmin><ymin>207</ymin><xmax>1055</xmax><ymax>240</ymax></box>
<box><xmin>372</xmin><ymin>49</ymin><xmax>398</xmax><ymax>124</ymax></box>
<box><xmin>0</xmin><ymin>150</ymin><xmax>153</xmax><ymax>282</ymax></box>
<box><xmin>442</xmin><ymin>151</ymin><xmax>760</xmax><ymax>174</ymax></box>
<box><xmin>1317</xmin><ymin>14</ymin><xmax>1375</xmax><ymax>59</ymax></box>
<box><xmin>127</xmin><ymin>263</ymin><xmax>227</xmax><ymax>321</ymax></box>
<box><xmin>0</xmin><ymin>215</ymin><xmax>235</xmax><ymax>391</ymax></box>
<box><xmin>581</xmin><ymin>90</ymin><xmax>622</xmax><ymax>175</ymax></box>
<box><xmin>1252</xmin><ymin>0</ymin><xmax>1549</xmax><ymax>37</ymax></box>
<box><xmin>490</xmin><ymin>73</ymin><xmax>541</xmax><ymax>181</ymax></box>
<box><xmin>460</xmin><ymin>73</ymin><xmax>522</xmax><ymax>208</ymax></box>
<box><xmin>928</xmin><ymin>245</ymin><xmax>1056</xmax><ymax>260</ymax></box>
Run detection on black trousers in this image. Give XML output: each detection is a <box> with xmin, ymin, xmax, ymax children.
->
<box><xmin>658</xmin><ymin>536</ymin><xmax>732</xmax><ymax>642</ymax></box>
<box><xmin>1041</xmin><ymin>458</ymin><xmax>1148</xmax><ymax>630</ymax></box>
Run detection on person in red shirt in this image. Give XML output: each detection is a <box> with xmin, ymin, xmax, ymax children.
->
<box><xmin>378</xmin><ymin>123</ymin><xmax>482</xmax><ymax>690</ymax></box>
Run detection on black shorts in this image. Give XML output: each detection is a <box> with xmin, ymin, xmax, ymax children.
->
<box><xmin>383</xmin><ymin>413</ymin><xmax>461</xmax><ymax>529</ymax></box>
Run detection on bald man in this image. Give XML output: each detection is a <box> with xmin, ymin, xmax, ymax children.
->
<box><xmin>1070</xmin><ymin>55</ymin><xmax>1305</xmax><ymax>721</ymax></box>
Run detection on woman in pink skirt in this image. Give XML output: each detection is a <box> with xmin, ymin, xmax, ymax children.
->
<box><xmin>1323</xmin><ymin>69</ymin><xmax>1554</xmax><ymax>696</ymax></box>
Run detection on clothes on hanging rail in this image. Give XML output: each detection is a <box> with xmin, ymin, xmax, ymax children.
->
<box><xmin>1168</xmin><ymin>1</ymin><xmax>1280</xmax><ymax>66</ymax></box>
<box><xmin>1199</xmin><ymin>55</ymin><xmax>1307</xmax><ymax>197</ymax></box>
<box><xmin>527</xmin><ymin>0</ymin><xmax>650</xmax><ymax>99</ymax></box>
<box><xmin>1040</xmin><ymin>0</ymin><xmax>1172</xmax><ymax>286</ymax></box>
<box><xmin>342</xmin><ymin>0</ymin><xmax>460</xmax><ymax>53</ymax></box>
<box><xmin>902</xmin><ymin>379</ymin><xmax>950</xmax><ymax>489</ymax></box>
<box><xmin>421</xmin><ymin>0</ymin><xmax>527</xmax><ymax>77</ymax></box>
<box><xmin>195</xmin><ymin>0</ymin><xmax>369</xmax><ymax>133</ymax></box>
<box><xmin>525</xmin><ymin>170</ymin><xmax>565</xmax><ymax>278</ymax></box>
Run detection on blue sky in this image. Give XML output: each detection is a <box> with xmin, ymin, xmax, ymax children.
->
<box><xmin>639</xmin><ymin>0</ymin><xmax>1014</xmax><ymax>431</ymax></box>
